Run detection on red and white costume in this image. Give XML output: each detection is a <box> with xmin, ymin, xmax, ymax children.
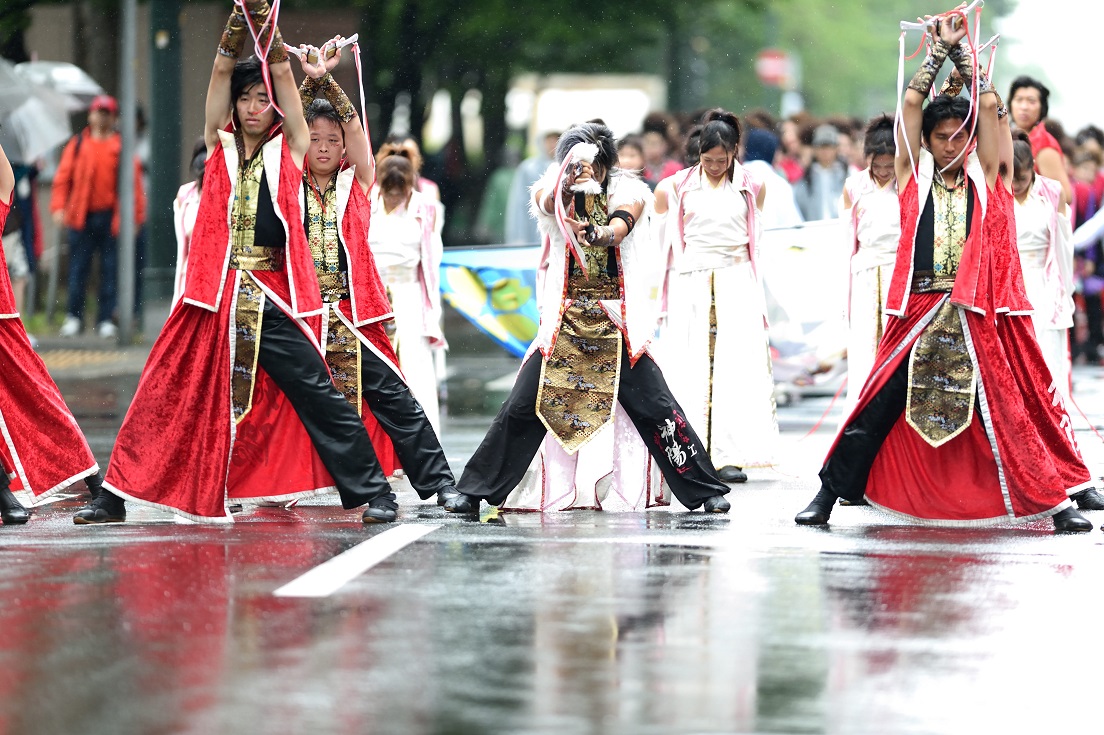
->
<box><xmin>104</xmin><ymin>131</ymin><xmax>342</xmax><ymax>521</ymax></box>
<box><xmin>831</xmin><ymin>149</ymin><xmax>1091</xmax><ymax>524</ymax></box>
<box><xmin>0</xmin><ymin>194</ymin><xmax>99</xmax><ymax>497</ymax></box>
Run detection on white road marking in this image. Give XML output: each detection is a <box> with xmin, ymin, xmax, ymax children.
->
<box><xmin>273</xmin><ymin>524</ymin><xmax>441</xmax><ymax>598</ymax></box>
<box><xmin>30</xmin><ymin>493</ymin><xmax>79</xmax><ymax>507</ymax></box>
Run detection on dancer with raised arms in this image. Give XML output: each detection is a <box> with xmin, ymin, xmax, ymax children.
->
<box><xmin>292</xmin><ymin>39</ymin><xmax>456</xmax><ymax>521</ymax></box>
<box><xmin>76</xmin><ymin>1</ymin><xmax>399</xmax><ymax>524</ymax></box>
<box><xmin>794</xmin><ymin>8</ymin><xmax>1096</xmax><ymax>532</ymax></box>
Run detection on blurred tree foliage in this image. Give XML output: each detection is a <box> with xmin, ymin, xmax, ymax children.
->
<box><xmin>2</xmin><ymin>0</ymin><xmax>1014</xmax><ymax>241</ymax></box>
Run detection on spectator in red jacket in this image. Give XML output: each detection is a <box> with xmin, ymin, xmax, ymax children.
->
<box><xmin>50</xmin><ymin>95</ymin><xmax>146</xmax><ymax>338</ymax></box>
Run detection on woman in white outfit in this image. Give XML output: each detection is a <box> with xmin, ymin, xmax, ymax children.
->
<box><xmin>841</xmin><ymin>115</ymin><xmax>900</xmax><ymax>413</ymax></box>
<box><xmin>1011</xmin><ymin>131</ymin><xmax>1075</xmax><ymax>397</ymax></box>
<box><xmin>171</xmin><ymin>140</ymin><xmax>207</xmax><ymax>307</ymax></box>
<box><xmin>369</xmin><ymin>154</ymin><xmax>446</xmax><ymax>432</ymax></box>
<box><xmin>659</xmin><ymin>109</ymin><xmax>776</xmax><ymax>483</ymax></box>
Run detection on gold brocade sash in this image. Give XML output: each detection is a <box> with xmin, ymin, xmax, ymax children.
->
<box><xmin>325</xmin><ymin>306</ymin><xmax>362</xmax><ymax>415</ymax></box>
<box><xmin>536</xmin><ymin>296</ymin><xmax>622</xmax><ymax>454</ymax></box>
<box><xmin>536</xmin><ymin>220</ymin><xmax>621</xmax><ymax>453</ymax></box>
<box><xmin>232</xmin><ymin>273</ymin><xmax>265</xmax><ymax>423</ymax></box>
<box><xmin>229</xmin><ymin>244</ymin><xmax>285</xmax><ymax>272</ymax></box>
<box><xmin>906</xmin><ymin>299</ymin><xmax>976</xmax><ymax>447</ymax></box>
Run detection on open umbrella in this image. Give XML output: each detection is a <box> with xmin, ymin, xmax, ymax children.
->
<box><xmin>14</xmin><ymin>60</ymin><xmax>104</xmax><ymax>111</ymax></box>
<box><xmin>0</xmin><ymin>60</ymin><xmax>76</xmax><ymax>163</ymax></box>
<box><xmin>0</xmin><ymin>58</ymin><xmax>31</xmax><ymax>112</ymax></box>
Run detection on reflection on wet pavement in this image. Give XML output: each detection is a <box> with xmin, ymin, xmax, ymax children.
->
<box><xmin>3</xmin><ymin>490</ymin><xmax>1103</xmax><ymax>734</ymax></box>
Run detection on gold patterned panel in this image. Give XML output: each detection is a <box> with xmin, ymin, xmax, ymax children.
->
<box><xmin>705</xmin><ymin>271</ymin><xmax>718</xmax><ymax>452</ymax></box>
<box><xmin>536</xmin><ymin>191</ymin><xmax>621</xmax><ymax>453</ymax></box>
<box><xmin>931</xmin><ymin>171</ymin><xmax>968</xmax><ymax>281</ymax></box>
<box><xmin>230</xmin><ymin>146</ymin><xmax>265</xmax><ymax>254</ymax></box>
<box><xmin>326</xmin><ymin>308</ymin><xmax>362</xmax><ymax>415</ymax></box>
<box><xmin>305</xmin><ymin>174</ymin><xmax>349</xmax><ymax>302</ymax></box>
<box><xmin>229</xmin><ymin>244</ymin><xmax>285</xmax><ymax>272</ymax></box>
<box><xmin>906</xmin><ymin>299</ymin><xmax>976</xmax><ymax>447</ymax></box>
<box><xmin>232</xmin><ymin>273</ymin><xmax>266</xmax><ymax>424</ymax></box>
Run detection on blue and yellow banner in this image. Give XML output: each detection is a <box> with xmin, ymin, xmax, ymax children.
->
<box><xmin>439</xmin><ymin>246</ymin><xmax>541</xmax><ymax>357</ymax></box>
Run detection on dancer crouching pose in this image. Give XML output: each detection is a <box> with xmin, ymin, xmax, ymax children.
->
<box><xmin>445</xmin><ymin>122</ymin><xmax>731</xmax><ymax>515</ymax></box>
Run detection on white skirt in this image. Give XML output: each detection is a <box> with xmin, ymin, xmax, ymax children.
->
<box><xmin>844</xmin><ymin>263</ymin><xmax>894</xmax><ymax>413</ymax></box>
<box><xmin>1021</xmin><ymin>264</ymin><xmax>1071</xmax><ymax>398</ymax></box>
<box><xmin>386</xmin><ymin>273</ymin><xmax>442</xmax><ymax>433</ymax></box>
<box><xmin>664</xmin><ymin>262</ymin><xmax>778</xmax><ymax>468</ymax></box>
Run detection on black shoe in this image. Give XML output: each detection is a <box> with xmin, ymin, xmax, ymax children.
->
<box><xmin>362</xmin><ymin>493</ymin><xmax>398</xmax><ymax>524</ymax></box>
<box><xmin>1053</xmin><ymin>507</ymin><xmax>1092</xmax><ymax>533</ymax></box>
<box><xmin>795</xmin><ymin>487</ymin><xmax>837</xmax><ymax>525</ymax></box>
<box><xmin>717</xmin><ymin>465</ymin><xmax>748</xmax><ymax>483</ymax></box>
<box><xmin>443</xmin><ymin>492</ymin><xmax>479</xmax><ymax>514</ymax></box>
<box><xmin>702</xmin><ymin>494</ymin><xmax>731</xmax><ymax>513</ymax></box>
<box><xmin>436</xmin><ymin>486</ymin><xmax>460</xmax><ymax>506</ymax></box>
<box><xmin>1071</xmin><ymin>488</ymin><xmax>1104</xmax><ymax>511</ymax></box>
<box><xmin>73</xmin><ymin>490</ymin><xmax>126</xmax><ymax>524</ymax></box>
<box><xmin>0</xmin><ymin>487</ymin><xmax>30</xmax><ymax>525</ymax></box>
<box><xmin>85</xmin><ymin>472</ymin><xmax>104</xmax><ymax>501</ymax></box>
<box><xmin>838</xmin><ymin>497</ymin><xmax>869</xmax><ymax>507</ymax></box>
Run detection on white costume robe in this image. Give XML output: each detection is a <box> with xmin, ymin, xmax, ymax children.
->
<box><xmin>663</xmin><ymin>164</ymin><xmax>779</xmax><ymax>469</ymax></box>
<box><xmin>842</xmin><ymin>169</ymin><xmax>900</xmax><ymax>413</ymax></box>
<box><xmin>369</xmin><ymin>188</ymin><xmax>445</xmax><ymax>431</ymax></box>
<box><xmin>1014</xmin><ymin>175</ymin><xmax>1074</xmax><ymax>397</ymax></box>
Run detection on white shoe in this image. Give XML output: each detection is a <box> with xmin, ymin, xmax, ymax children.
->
<box><xmin>59</xmin><ymin>315</ymin><xmax>81</xmax><ymax>337</ymax></box>
<box><xmin>97</xmin><ymin>321</ymin><xmax>118</xmax><ymax>338</ymax></box>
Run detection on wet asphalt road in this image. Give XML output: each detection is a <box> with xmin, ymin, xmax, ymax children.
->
<box><xmin>6</xmin><ymin>335</ymin><xmax>1104</xmax><ymax>734</ymax></box>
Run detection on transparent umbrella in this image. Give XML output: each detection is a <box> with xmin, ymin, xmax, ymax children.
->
<box><xmin>14</xmin><ymin>60</ymin><xmax>104</xmax><ymax>111</ymax></box>
<box><xmin>0</xmin><ymin>58</ymin><xmax>30</xmax><ymax>113</ymax></box>
<box><xmin>0</xmin><ymin>60</ymin><xmax>76</xmax><ymax>164</ymax></box>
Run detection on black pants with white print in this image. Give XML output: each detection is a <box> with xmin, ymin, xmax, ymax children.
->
<box><xmin>458</xmin><ymin>344</ymin><xmax>729</xmax><ymax>508</ymax></box>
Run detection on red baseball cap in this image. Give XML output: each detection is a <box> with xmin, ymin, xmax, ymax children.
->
<box><xmin>89</xmin><ymin>95</ymin><xmax>118</xmax><ymax>114</ymax></box>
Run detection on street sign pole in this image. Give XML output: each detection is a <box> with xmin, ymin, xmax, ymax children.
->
<box><xmin>117</xmin><ymin>0</ymin><xmax>137</xmax><ymax>344</ymax></box>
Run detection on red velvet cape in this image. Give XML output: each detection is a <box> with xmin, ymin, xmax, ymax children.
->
<box><xmin>828</xmin><ymin>175</ymin><xmax>1090</xmax><ymax>524</ymax></box>
<box><xmin>0</xmin><ymin>195</ymin><xmax>98</xmax><ymax>496</ymax></box>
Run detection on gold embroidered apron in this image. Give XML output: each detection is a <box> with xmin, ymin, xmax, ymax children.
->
<box><xmin>705</xmin><ymin>271</ymin><xmax>718</xmax><ymax>451</ymax></box>
<box><xmin>906</xmin><ymin>173</ymin><xmax>975</xmax><ymax>446</ymax></box>
<box><xmin>537</xmin><ymin>193</ymin><xmax>622</xmax><ymax>454</ymax></box>
<box><xmin>229</xmin><ymin>145</ymin><xmax>284</xmax><ymax>423</ymax></box>
<box><xmin>305</xmin><ymin>174</ymin><xmax>362</xmax><ymax>414</ymax></box>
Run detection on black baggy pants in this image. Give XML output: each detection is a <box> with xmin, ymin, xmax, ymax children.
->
<box><xmin>458</xmin><ymin>345</ymin><xmax>729</xmax><ymax>508</ymax></box>
<box><xmin>357</xmin><ymin>342</ymin><xmax>455</xmax><ymax>500</ymax></box>
<box><xmin>257</xmin><ymin>301</ymin><xmax>389</xmax><ymax>509</ymax></box>
<box><xmin>819</xmin><ymin>358</ymin><xmax>910</xmax><ymax>503</ymax></box>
